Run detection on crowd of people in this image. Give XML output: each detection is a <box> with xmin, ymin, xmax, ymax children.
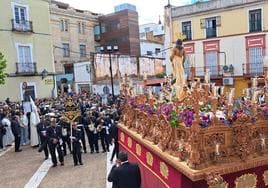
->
<box><xmin>0</xmin><ymin>93</ymin><xmax>123</xmax><ymax>166</ymax></box>
<box><xmin>0</xmin><ymin>92</ymin><xmax>142</xmax><ymax>188</ymax></box>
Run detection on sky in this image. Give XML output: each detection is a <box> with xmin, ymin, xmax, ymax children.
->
<box><xmin>57</xmin><ymin>0</ymin><xmax>191</xmax><ymax>24</ymax></box>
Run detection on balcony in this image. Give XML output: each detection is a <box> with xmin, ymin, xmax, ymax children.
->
<box><xmin>243</xmin><ymin>63</ymin><xmax>264</xmax><ymax>77</ymax></box>
<box><xmin>16</xmin><ymin>63</ymin><xmax>37</xmax><ymax>75</ymax></box>
<box><xmin>11</xmin><ymin>19</ymin><xmax>33</xmax><ymax>33</ymax></box>
<box><xmin>185</xmin><ymin>65</ymin><xmax>223</xmax><ymax>80</ymax></box>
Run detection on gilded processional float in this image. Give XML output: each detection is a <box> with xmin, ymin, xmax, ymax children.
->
<box><xmin>118</xmin><ymin>40</ymin><xmax>268</xmax><ymax>188</ymax></box>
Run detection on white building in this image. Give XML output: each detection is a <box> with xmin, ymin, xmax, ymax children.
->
<box><xmin>73</xmin><ymin>62</ymin><xmax>92</xmax><ymax>93</ymax></box>
<box><xmin>139</xmin><ymin>23</ymin><xmax>165</xmax><ymax>58</ymax></box>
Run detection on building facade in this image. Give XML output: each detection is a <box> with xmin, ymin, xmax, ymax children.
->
<box><xmin>0</xmin><ymin>0</ymin><xmax>56</xmax><ymax>101</ymax></box>
<box><xmin>95</xmin><ymin>5</ymin><xmax>141</xmax><ymax>56</ymax></box>
<box><xmin>165</xmin><ymin>0</ymin><xmax>268</xmax><ymax>96</ymax></box>
<box><xmin>50</xmin><ymin>1</ymin><xmax>99</xmax><ymax>92</ymax></box>
<box><xmin>140</xmin><ymin>23</ymin><xmax>165</xmax><ymax>58</ymax></box>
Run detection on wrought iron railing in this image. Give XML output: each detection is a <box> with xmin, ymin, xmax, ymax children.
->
<box><xmin>16</xmin><ymin>63</ymin><xmax>37</xmax><ymax>74</ymax></box>
<box><xmin>11</xmin><ymin>19</ymin><xmax>33</xmax><ymax>32</ymax></box>
<box><xmin>185</xmin><ymin>65</ymin><xmax>223</xmax><ymax>80</ymax></box>
<box><xmin>243</xmin><ymin>63</ymin><xmax>264</xmax><ymax>77</ymax></box>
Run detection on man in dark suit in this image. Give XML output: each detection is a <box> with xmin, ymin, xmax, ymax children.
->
<box><xmin>108</xmin><ymin>151</ymin><xmax>141</xmax><ymax>188</ymax></box>
<box><xmin>10</xmin><ymin>114</ymin><xmax>22</xmax><ymax>152</ymax></box>
<box><xmin>47</xmin><ymin>118</ymin><xmax>64</xmax><ymax>167</ymax></box>
<box><xmin>37</xmin><ymin>116</ymin><xmax>49</xmax><ymax>159</ymax></box>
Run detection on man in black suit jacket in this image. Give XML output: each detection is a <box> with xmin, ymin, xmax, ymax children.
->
<box><xmin>108</xmin><ymin>151</ymin><xmax>141</xmax><ymax>188</ymax></box>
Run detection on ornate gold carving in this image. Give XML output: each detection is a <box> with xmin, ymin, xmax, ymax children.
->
<box><xmin>127</xmin><ymin>137</ymin><xmax>132</xmax><ymax>148</ymax></box>
<box><xmin>63</xmin><ymin>96</ymin><xmax>80</xmax><ymax>122</ymax></box>
<box><xmin>235</xmin><ymin>173</ymin><xmax>257</xmax><ymax>188</ymax></box>
<box><xmin>146</xmin><ymin>152</ymin><xmax>153</xmax><ymax>167</ymax></box>
<box><xmin>206</xmin><ymin>172</ymin><xmax>228</xmax><ymax>188</ymax></box>
<box><xmin>136</xmin><ymin>143</ymin><xmax>141</xmax><ymax>156</ymax></box>
<box><xmin>120</xmin><ymin>132</ymin><xmax>125</xmax><ymax>142</ymax></box>
<box><xmin>263</xmin><ymin>170</ymin><xmax>268</xmax><ymax>186</ymax></box>
<box><xmin>160</xmin><ymin>162</ymin><xmax>169</xmax><ymax>179</ymax></box>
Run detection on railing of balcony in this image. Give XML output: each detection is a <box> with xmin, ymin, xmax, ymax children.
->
<box><xmin>185</xmin><ymin>65</ymin><xmax>223</xmax><ymax>80</ymax></box>
<box><xmin>11</xmin><ymin>19</ymin><xmax>33</xmax><ymax>33</ymax></box>
<box><xmin>16</xmin><ymin>63</ymin><xmax>37</xmax><ymax>74</ymax></box>
<box><xmin>243</xmin><ymin>63</ymin><xmax>264</xmax><ymax>77</ymax></box>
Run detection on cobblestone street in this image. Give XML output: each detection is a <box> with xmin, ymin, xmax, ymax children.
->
<box><xmin>0</xmin><ymin>145</ymin><xmax>107</xmax><ymax>188</ymax></box>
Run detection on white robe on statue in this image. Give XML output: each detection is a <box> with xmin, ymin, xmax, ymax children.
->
<box><xmin>30</xmin><ymin>97</ymin><xmax>40</xmax><ymax>146</ymax></box>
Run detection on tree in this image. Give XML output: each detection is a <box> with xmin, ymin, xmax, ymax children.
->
<box><xmin>0</xmin><ymin>52</ymin><xmax>8</xmax><ymax>84</ymax></box>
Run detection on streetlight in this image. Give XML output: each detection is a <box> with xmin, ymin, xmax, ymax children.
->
<box><xmin>100</xmin><ymin>45</ymin><xmax>119</xmax><ymax>100</ymax></box>
<box><xmin>41</xmin><ymin>69</ymin><xmax>48</xmax><ymax>80</ymax></box>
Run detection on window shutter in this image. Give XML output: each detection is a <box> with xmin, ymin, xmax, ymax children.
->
<box><xmin>216</xmin><ymin>16</ymin><xmax>221</xmax><ymax>26</ymax></box>
<box><xmin>200</xmin><ymin>18</ymin><xmax>205</xmax><ymax>29</ymax></box>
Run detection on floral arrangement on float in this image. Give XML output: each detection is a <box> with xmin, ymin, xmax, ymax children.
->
<box><xmin>127</xmin><ymin>87</ymin><xmax>268</xmax><ymax>129</ymax></box>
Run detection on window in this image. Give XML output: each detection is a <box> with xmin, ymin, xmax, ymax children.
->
<box><xmin>248</xmin><ymin>47</ymin><xmax>263</xmax><ymax>75</ymax></box>
<box><xmin>60</xmin><ymin>20</ymin><xmax>64</xmax><ymax>31</ymax></box>
<box><xmin>182</xmin><ymin>21</ymin><xmax>192</xmax><ymax>40</ymax></box>
<box><xmin>206</xmin><ymin>17</ymin><xmax>217</xmax><ymax>38</ymax></box>
<box><xmin>60</xmin><ymin>19</ymin><xmax>69</xmax><ymax>32</ymax></box>
<box><xmin>78</xmin><ymin>22</ymin><xmax>81</xmax><ymax>33</ymax></box>
<box><xmin>14</xmin><ymin>6</ymin><xmax>27</xmax><ymax>23</ymax></box>
<box><xmin>12</xmin><ymin>3</ymin><xmax>32</xmax><ymax>32</ymax></box>
<box><xmin>82</xmin><ymin>23</ymin><xmax>85</xmax><ymax>34</ymax></box>
<box><xmin>17</xmin><ymin>44</ymin><xmax>35</xmax><ymax>73</ymax></box>
<box><xmin>249</xmin><ymin>9</ymin><xmax>262</xmax><ymax>32</ymax></box>
<box><xmin>78</xmin><ymin>22</ymin><xmax>85</xmax><ymax>34</ymax></box>
<box><xmin>64</xmin><ymin>20</ymin><xmax>69</xmax><ymax>31</ymax></box>
<box><xmin>64</xmin><ymin>64</ymin><xmax>74</xmax><ymax>74</ymax></box>
<box><xmin>62</xmin><ymin>43</ymin><xmax>70</xmax><ymax>57</ymax></box>
<box><xmin>155</xmin><ymin>48</ymin><xmax>161</xmax><ymax>55</ymax></box>
<box><xmin>205</xmin><ymin>51</ymin><xmax>218</xmax><ymax>75</ymax></box>
<box><xmin>80</xmin><ymin>45</ymin><xmax>86</xmax><ymax>57</ymax></box>
<box><xmin>147</xmin><ymin>51</ymin><xmax>153</xmax><ymax>56</ymax></box>
<box><xmin>18</xmin><ymin>45</ymin><xmax>32</xmax><ymax>63</ymax></box>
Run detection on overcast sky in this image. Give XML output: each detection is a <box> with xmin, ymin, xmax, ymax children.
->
<box><xmin>57</xmin><ymin>0</ymin><xmax>191</xmax><ymax>24</ymax></box>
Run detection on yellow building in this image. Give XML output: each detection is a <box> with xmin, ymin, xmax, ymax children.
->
<box><xmin>165</xmin><ymin>0</ymin><xmax>268</xmax><ymax>97</ymax></box>
<box><xmin>0</xmin><ymin>0</ymin><xmax>55</xmax><ymax>101</ymax></box>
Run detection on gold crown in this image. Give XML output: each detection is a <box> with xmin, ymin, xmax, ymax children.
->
<box><xmin>174</xmin><ymin>32</ymin><xmax>187</xmax><ymax>40</ymax></box>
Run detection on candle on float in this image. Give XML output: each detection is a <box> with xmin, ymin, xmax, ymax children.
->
<box><xmin>159</xmin><ymin>92</ymin><xmax>163</xmax><ymax>101</ymax></box>
<box><xmin>191</xmin><ymin>81</ymin><xmax>196</xmax><ymax>89</ymax></box>
<box><xmin>215</xmin><ymin>143</ymin><xmax>220</xmax><ymax>155</ymax></box>
<box><xmin>169</xmin><ymin>93</ymin><xmax>172</xmax><ymax>102</ymax></box>
<box><xmin>252</xmin><ymin>90</ymin><xmax>257</xmax><ymax>102</ymax></box>
<box><xmin>246</xmin><ymin>88</ymin><xmax>250</xmax><ymax>98</ymax></box>
<box><xmin>144</xmin><ymin>71</ymin><xmax>147</xmax><ymax>81</ymax></box>
<box><xmin>205</xmin><ymin>69</ymin><xmax>210</xmax><ymax>84</ymax></box>
<box><xmin>242</xmin><ymin>89</ymin><xmax>246</xmax><ymax>96</ymax></box>
<box><xmin>261</xmin><ymin>137</ymin><xmax>266</xmax><ymax>150</ymax></box>
<box><xmin>252</xmin><ymin>78</ymin><xmax>257</xmax><ymax>88</ymax></box>
<box><xmin>149</xmin><ymin>88</ymin><xmax>153</xmax><ymax>99</ymax></box>
<box><xmin>213</xmin><ymin>86</ymin><xmax>218</xmax><ymax>97</ymax></box>
<box><xmin>220</xmin><ymin>86</ymin><xmax>225</xmax><ymax>95</ymax></box>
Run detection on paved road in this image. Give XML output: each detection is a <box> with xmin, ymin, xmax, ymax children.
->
<box><xmin>0</xmin><ymin>145</ymin><xmax>107</xmax><ymax>188</ymax></box>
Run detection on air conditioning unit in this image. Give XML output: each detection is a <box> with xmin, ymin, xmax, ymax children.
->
<box><xmin>223</xmin><ymin>77</ymin><xmax>234</xmax><ymax>85</ymax></box>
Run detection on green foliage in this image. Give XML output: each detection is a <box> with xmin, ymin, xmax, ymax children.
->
<box><xmin>0</xmin><ymin>52</ymin><xmax>8</xmax><ymax>85</ymax></box>
<box><xmin>170</xmin><ymin>110</ymin><xmax>179</xmax><ymax>128</ymax></box>
<box><xmin>155</xmin><ymin>72</ymin><xmax>167</xmax><ymax>78</ymax></box>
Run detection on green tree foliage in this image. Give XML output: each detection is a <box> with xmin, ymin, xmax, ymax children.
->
<box><xmin>0</xmin><ymin>52</ymin><xmax>8</xmax><ymax>84</ymax></box>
